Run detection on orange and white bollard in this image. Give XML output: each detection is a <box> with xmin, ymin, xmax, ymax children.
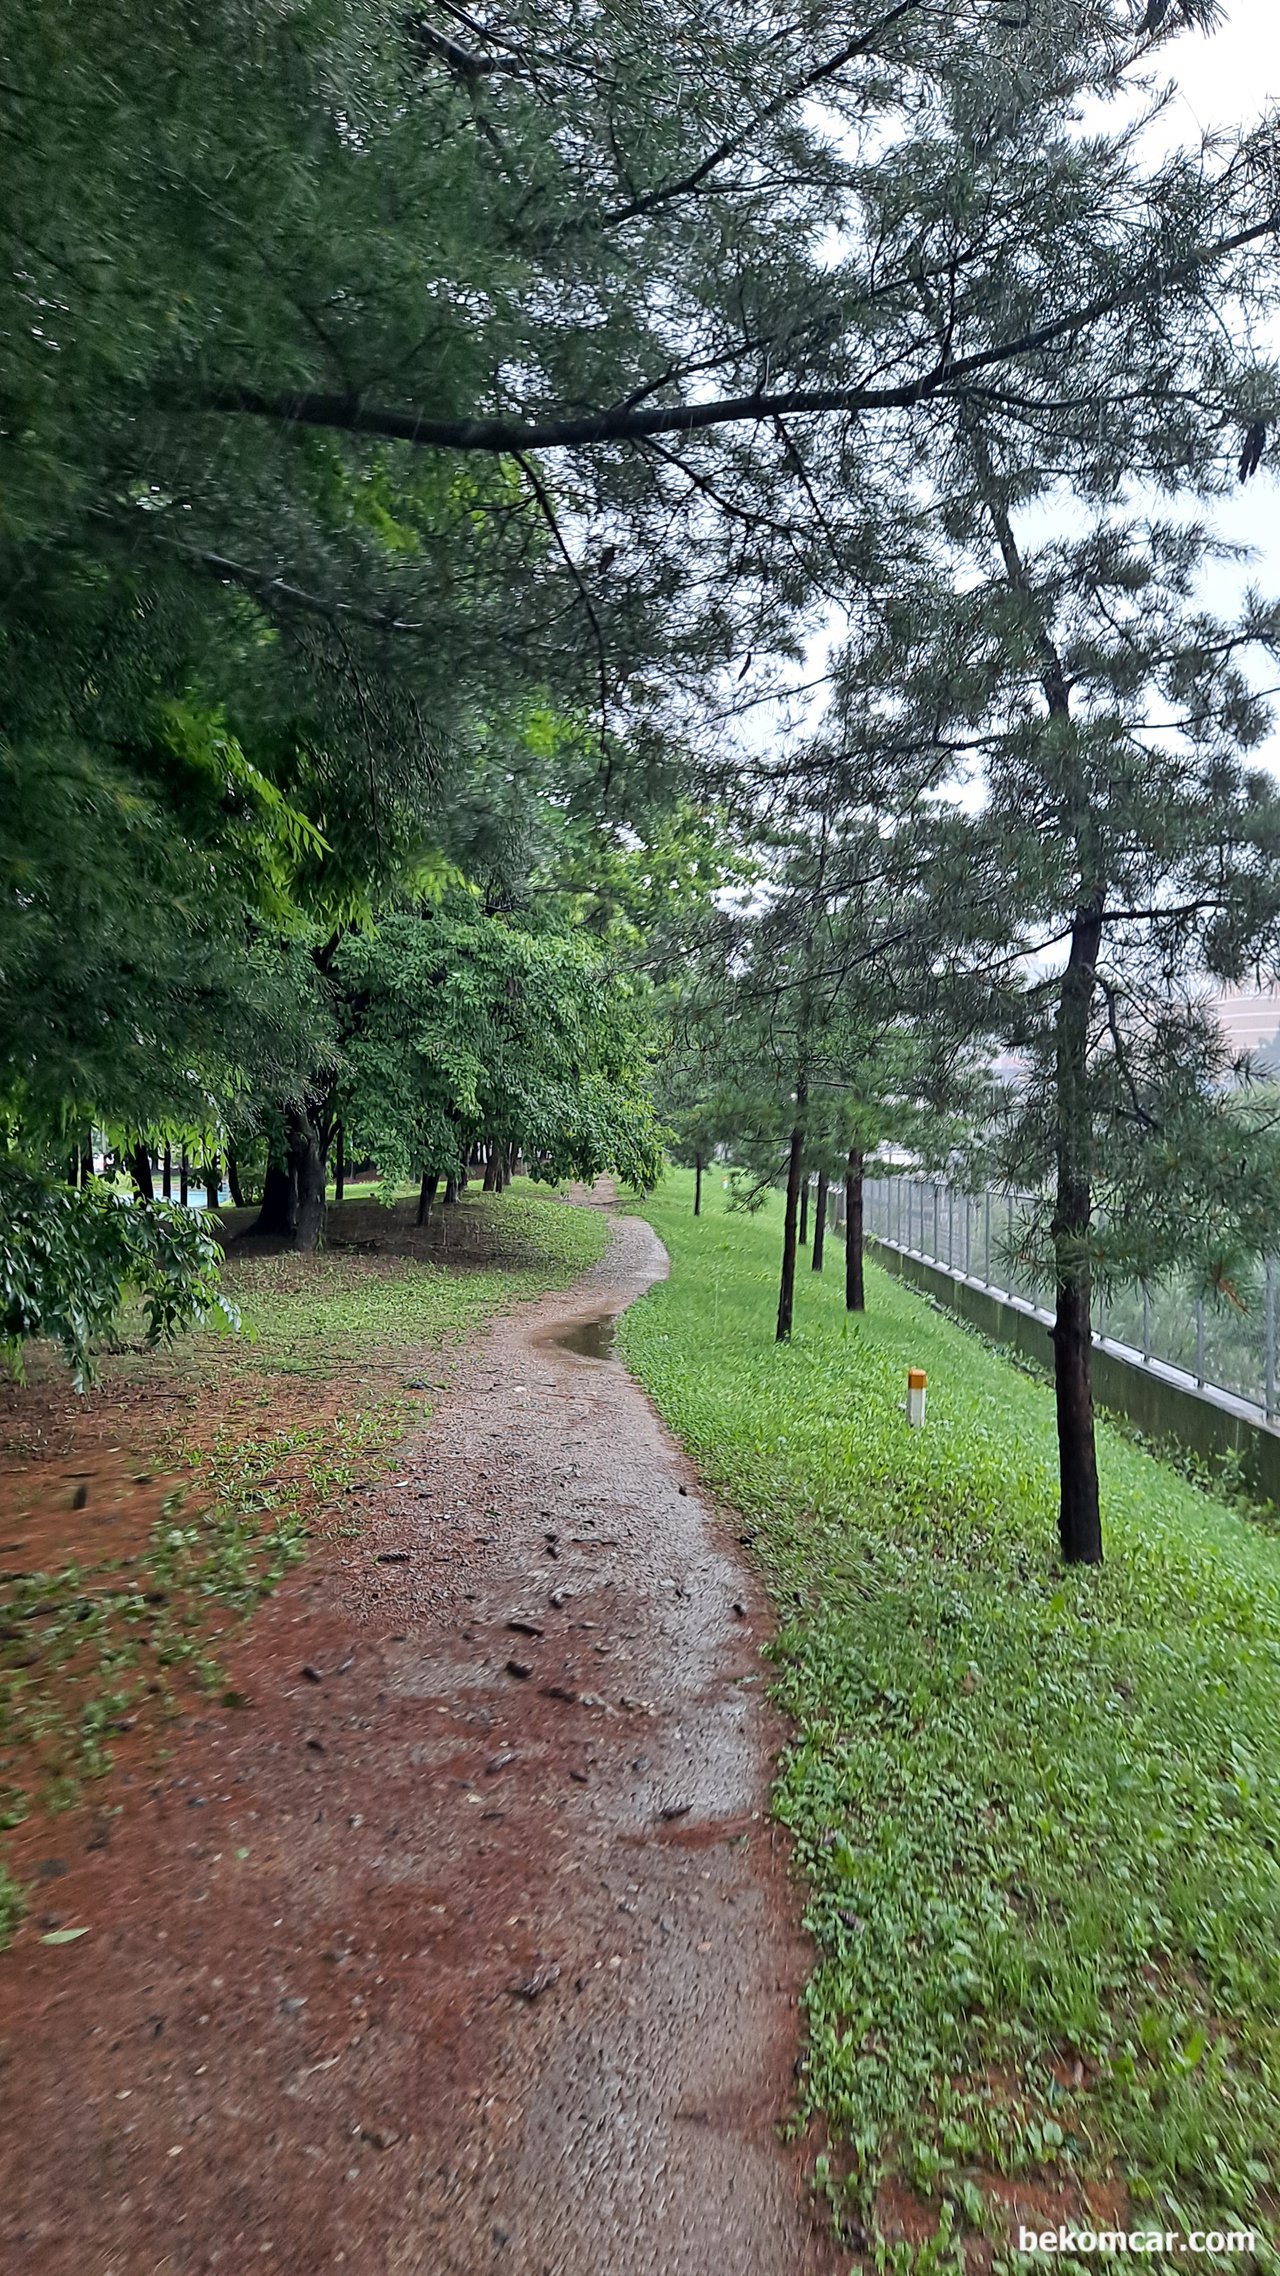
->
<box><xmin>906</xmin><ymin>1367</ymin><xmax>927</xmax><ymax>1427</ymax></box>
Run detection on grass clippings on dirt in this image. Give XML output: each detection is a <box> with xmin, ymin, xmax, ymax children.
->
<box><xmin>620</xmin><ymin>1171</ymin><xmax>1280</xmax><ymax>2276</ymax></box>
<box><xmin>0</xmin><ymin>1185</ymin><xmax>606</xmax><ymax>1886</ymax></box>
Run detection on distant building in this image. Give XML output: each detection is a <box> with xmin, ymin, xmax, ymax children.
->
<box><xmin>1212</xmin><ymin>985</ymin><xmax>1280</xmax><ymax>1074</ymax></box>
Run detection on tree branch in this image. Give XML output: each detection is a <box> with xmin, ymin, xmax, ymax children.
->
<box><xmin>162</xmin><ymin>210</ymin><xmax>1279</xmax><ymax>456</ymax></box>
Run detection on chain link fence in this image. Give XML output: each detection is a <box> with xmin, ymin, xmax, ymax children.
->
<box><xmin>861</xmin><ymin>1175</ymin><xmax>1280</xmax><ymax>1423</ymax></box>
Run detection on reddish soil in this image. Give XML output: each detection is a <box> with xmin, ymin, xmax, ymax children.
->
<box><xmin>0</xmin><ymin>1193</ymin><xmax>545</xmax><ymax>1810</ymax></box>
<box><xmin>0</xmin><ymin>1210</ymin><xmax>846</xmax><ymax>2276</ymax></box>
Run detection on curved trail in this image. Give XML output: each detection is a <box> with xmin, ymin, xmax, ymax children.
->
<box><xmin>0</xmin><ymin>1213</ymin><xmax>840</xmax><ymax>2275</ymax></box>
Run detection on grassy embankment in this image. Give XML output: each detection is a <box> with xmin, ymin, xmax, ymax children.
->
<box><xmin>620</xmin><ymin>1170</ymin><xmax>1280</xmax><ymax>2273</ymax></box>
<box><xmin>0</xmin><ymin>1185</ymin><xmax>606</xmax><ymax>1926</ymax></box>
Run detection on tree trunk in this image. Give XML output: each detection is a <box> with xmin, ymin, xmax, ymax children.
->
<box><xmin>179</xmin><ymin>1147</ymin><xmax>189</xmax><ymax>1207</ymax></box>
<box><xmin>483</xmin><ymin>1146</ymin><xmax>500</xmax><ymax>1192</ymax></box>
<box><xmin>417</xmin><ymin>1171</ymin><xmax>439</xmax><ymax>1226</ymax></box>
<box><xmin>333</xmin><ymin>1125</ymin><xmax>345</xmax><ymax>1204</ymax></box>
<box><xmin>694</xmin><ymin>1152</ymin><xmax>702</xmax><ymax>1216</ymax></box>
<box><xmin>250</xmin><ymin>1161</ymin><xmax>295</xmax><ymax>1237</ymax></box>
<box><xmin>776</xmin><ymin>1115</ymin><xmax>806</xmax><ymax>1342</ymax></box>
<box><xmin>204</xmin><ymin>1151</ymin><xmax>220</xmax><ymax>1211</ymax></box>
<box><xmin>844</xmin><ymin>1149</ymin><xmax>865</xmax><ymax>1312</ymax></box>
<box><xmin>226</xmin><ymin>1147</ymin><xmax>244</xmax><ymax>1208</ymax></box>
<box><xmin>1051</xmin><ymin>909</ymin><xmax>1104</xmax><ymax>1564</ymax></box>
<box><xmin>162</xmin><ymin>1144</ymin><xmax>172</xmax><ymax>1201</ymax></box>
<box><xmin>288</xmin><ymin>1104</ymin><xmax>327</xmax><ymax>1251</ymax></box>
<box><xmin>963</xmin><ymin>427</ymin><xmax>1101</xmax><ymax>1557</ymax></box>
<box><xmin>811</xmin><ymin>1171</ymin><xmax>828</xmax><ymax>1271</ymax></box>
<box><xmin>128</xmin><ymin>1145</ymin><xmax>154</xmax><ymax>1202</ymax></box>
<box><xmin>799</xmin><ymin>1176</ymin><xmax>810</xmax><ymax>1247</ymax></box>
<box><xmin>444</xmin><ymin>1175</ymin><xmax>459</xmax><ymax>1206</ymax></box>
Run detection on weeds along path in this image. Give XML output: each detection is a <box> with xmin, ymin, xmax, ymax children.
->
<box><xmin>0</xmin><ymin>1209</ymin><xmax>839</xmax><ymax>2276</ymax></box>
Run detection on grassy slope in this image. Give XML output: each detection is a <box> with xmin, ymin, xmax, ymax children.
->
<box><xmin>619</xmin><ymin>1172</ymin><xmax>1280</xmax><ymax>2268</ymax></box>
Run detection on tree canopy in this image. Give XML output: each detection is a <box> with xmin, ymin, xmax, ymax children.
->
<box><xmin>6</xmin><ymin>0</ymin><xmax>1280</xmax><ymax>1583</ymax></box>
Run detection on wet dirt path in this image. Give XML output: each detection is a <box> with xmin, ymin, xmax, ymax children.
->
<box><xmin>0</xmin><ymin>1211</ymin><xmax>841</xmax><ymax>2276</ymax></box>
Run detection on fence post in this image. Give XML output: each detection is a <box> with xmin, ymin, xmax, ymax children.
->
<box><xmin>1142</xmin><ymin>1284</ymin><xmax>1152</xmax><ymax>1364</ymax></box>
<box><xmin>1266</xmin><ymin>1260</ymin><xmax>1277</xmax><ymax>1424</ymax></box>
<box><xmin>932</xmin><ymin>1182</ymin><xmax>940</xmax><ymax>1263</ymax></box>
<box><xmin>1006</xmin><ymin>1195</ymin><xmax>1014</xmax><ymax>1296</ymax></box>
<box><xmin>1195</xmin><ymin>1296</ymin><xmax>1206</xmax><ymax>1389</ymax></box>
<box><xmin>983</xmin><ymin>1191</ymin><xmax>991</xmax><ymax>1288</ymax></box>
<box><xmin>965</xmin><ymin>1194</ymin><xmax>973</xmax><ymax>1278</ymax></box>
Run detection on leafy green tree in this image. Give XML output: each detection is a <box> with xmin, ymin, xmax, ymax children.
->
<box><xmin>777</xmin><ymin>23</ymin><xmax>1280</xmax><ymax>1562</ymax></box>
<box><xmin>10</xmin><ymin>0</ymin><xmax>1273</xmax><ymax>736</ymax></box>
<box><xmin>0</xmin><ymin>705</ymin><xmax>327</xmax><ymax>1154</ymax></box>
<box><xmin>333</xmin><ymin>900</ymin><xmax>664</xmax><ymax>1206</ymax></box>
<box><xmin>672</xmin><ymin>790</ymin><xmax>989</xmax><ymax>1337</ymax></box>
<box><xmin>0</xmin><ymin>1162</ymin><xmax>235</xmax><ymax>1388</ymax></box>
<box><xmin>891</xmin><ymin>483</ymin><xmax>1280</xmax><ymax>1562</ymax></box>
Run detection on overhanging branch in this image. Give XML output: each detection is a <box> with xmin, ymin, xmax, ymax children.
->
<box><xmin>161</xmin><ymin>210</ymin><xmax>1279</xmax><ymax>455</ymax></box>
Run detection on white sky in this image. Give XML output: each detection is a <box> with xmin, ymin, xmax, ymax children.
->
<box><xmin>1160</xmin><ymin>0</ymin><xmax>1275</xmax><ymax>150</ymax></box>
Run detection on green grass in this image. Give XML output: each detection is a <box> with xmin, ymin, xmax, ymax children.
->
<box><xmin>220</xmin><ymin>1184</ymin><xmax>608</xmax><ymax>1369</ymax></box>
<box><xmin>619</xmin><ymin>1171</ymin><xmax>1280</xmax><ymax>2270</ymax></box>
<box><xmin>0</xmin><ymin>1187</ymin><xmax>607</xmax><ymax>1886</ymax></box>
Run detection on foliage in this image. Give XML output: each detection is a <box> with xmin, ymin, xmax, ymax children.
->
<box><xmin>659</xmin><ymin>783</ymin><xmax>991</xmax><ymax>1342</ymax></box>
<box><xmin>0</xmin><ymin>723</ymin><xmax>328</xmax><ymax>1147</ymax></box>
<box><xmin>334</xmin><ymin>900</ymin><xmax>665</xmax><ymax>1191</ymax></box>
<box><xmin>622</xmin><ymin>1173</ymin><xmax>1280</xmax><ymax>2260</ymax></box>
<box><xmin>0</xmin><ymin>1163</ymin><xmax>236</xmax><ymax>1387</ymax></box>
<box><xmin>6</xmin><ymin>0</ymin><xmax>1280</xmax><ymax>1283</ymax></box>
<box><xmin>0</xmin><ymin>1869</ymin><xmax>22</xmax><ymax>1948</ymax></box>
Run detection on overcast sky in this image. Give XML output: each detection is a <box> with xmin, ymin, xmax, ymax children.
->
<box><xmin>1159</xmin><ymin>0</ymin><xmax>1279</xmax><ymax>616</ymax></box>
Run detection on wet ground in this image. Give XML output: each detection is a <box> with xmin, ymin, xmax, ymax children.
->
<box><xmin>0</xmin><ymin>1210</ymin><xmax>843</xmax><ymax>2276</ymax></box>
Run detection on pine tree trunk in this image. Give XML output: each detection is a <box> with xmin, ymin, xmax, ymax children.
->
<box><xmin>417</xmin><ymin>1172</ymin><xmax>439</xmax><ymax>1226</ymax></box>
<box><xmin>799</xmin><ymin>1176</ymin><xmax>810</xmax><ymax>1247</ymax></box>
<box><xmin>844</xmin><ymin>1149</ymin><xmax>865</xmax><ymax>1312</ymax></box>
<box><xmin>128</xmin><ymin>1145</ymin><xmax>154</xmax><ymax>1202</ymax></box>
<box><xmin>694</xmin><ymin>1153</ymin><xmax>702</xmax><ymax>1216</ymax></box>
<box><xmin>227</xmin><ymin>1147</ymin><xmax>244</xmax><ymax>1208</ymax></box>
<box><xmin>811</xmin><ymin>1171</ymin><xmax>827</xmax><ymax>1271</ymax></box>
<box><xmin>250</xmin><ymin>1162</ymin><xmax>295</xmax><ymax>1237</ymax></box>
<box><xmin>333</xmin><ymin>1125</ymin><xmax>345</xmax><ymax>1203</ymax></box>
<box><xmin>776</xmin><ymin>1115</ymin><xmax>806</xmax><ymax>1342</ymax></box>
<box><xmin>1052</xmin><ymin>909</ymin><xmax>1104</xmax><ymax>1564</ymax></box>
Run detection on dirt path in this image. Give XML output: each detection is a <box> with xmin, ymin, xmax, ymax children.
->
<box><xmin>0</xmin><ymin>1212</ymin><xmax>841</xmax><ymax>2276</ymax></box>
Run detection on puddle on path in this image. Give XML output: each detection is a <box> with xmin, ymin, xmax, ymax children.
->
<box><xmin>551</xmin><ymin>1314</ymin><xmax>619</xmax><ymax>1362</ymax></box>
